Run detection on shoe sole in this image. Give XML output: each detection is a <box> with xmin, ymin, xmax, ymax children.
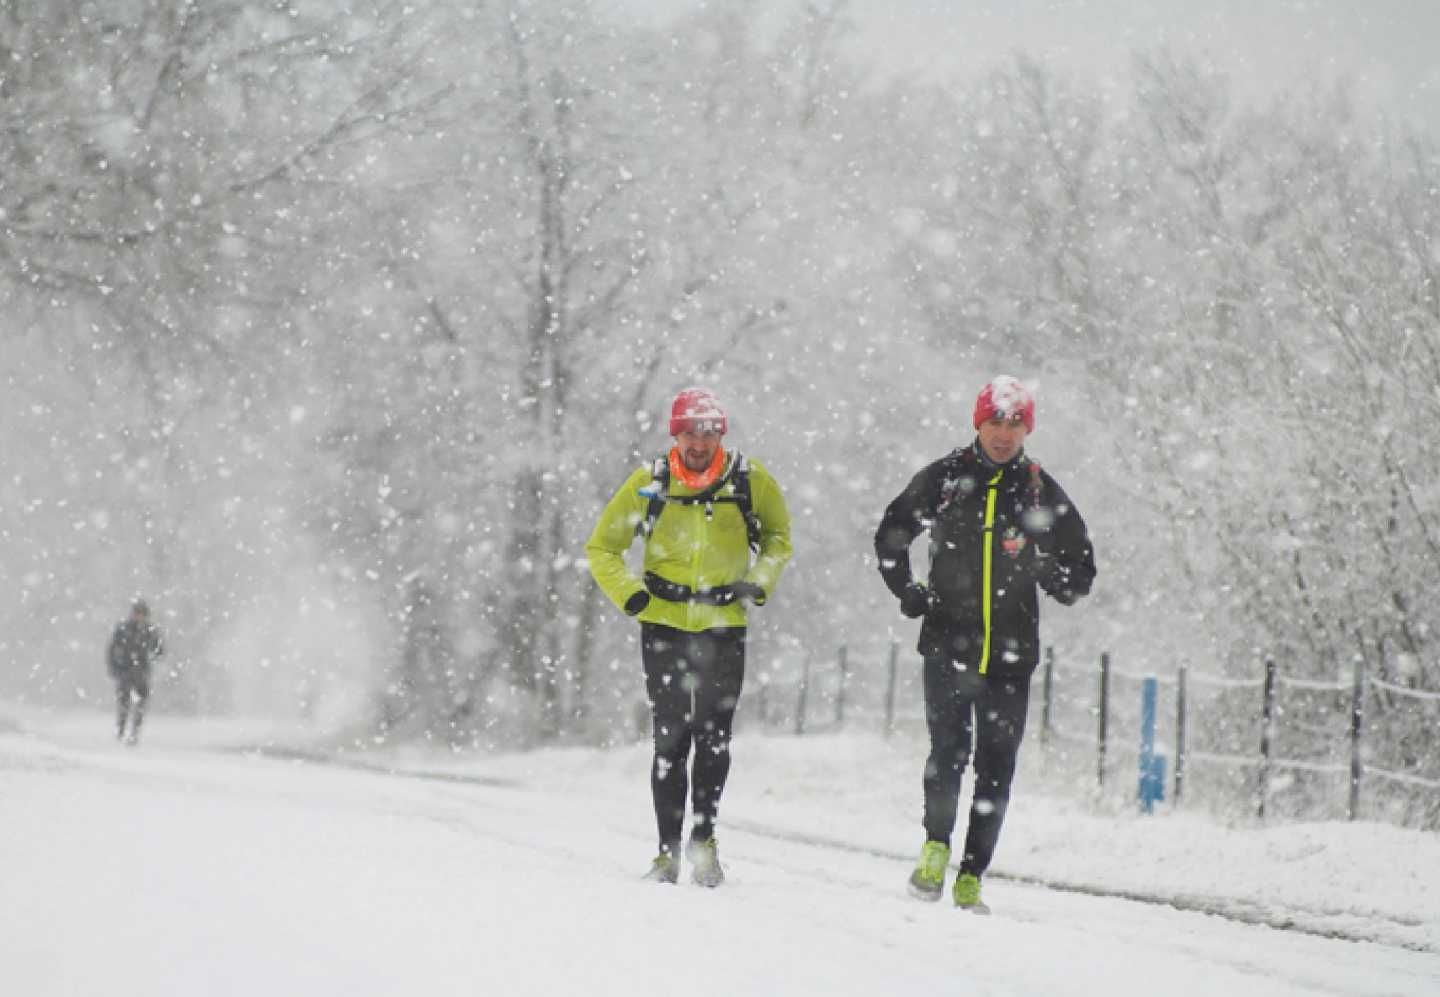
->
<box><xmin>907</xmin><ymin>881</ymin><xmax>943</xmax><ymax>902</ymax></box>
<box><xmin>955</xmin><ymin>902</ymin><xmax>992</xmax><ymax>915</ymax></box>
<box><xmin>691</xmin><ymin>863</ymin><xmax>724</xmax><ymax>888</ymax></box>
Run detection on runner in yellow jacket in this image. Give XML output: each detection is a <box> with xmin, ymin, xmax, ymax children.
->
<box><xmin>586</xmin><ymin>387</ymin><xmax>792</xmax><ymax>887</ymax></box>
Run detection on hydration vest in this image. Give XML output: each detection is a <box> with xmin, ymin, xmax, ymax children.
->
<box><xmin>635</xmin><ymin>451</ymin><xmax>762</xmax><ymax>554</ymax></box>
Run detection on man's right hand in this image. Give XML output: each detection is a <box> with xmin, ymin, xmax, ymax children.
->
<box><xmin>899</xmin><ymin>583</ymin><xmax>931</xmax><ymax>619</ymax></box>
<box><xmin>624</xmin><ymin>590</ymin><xmax>651</xmax><ymax>616</ymax></box>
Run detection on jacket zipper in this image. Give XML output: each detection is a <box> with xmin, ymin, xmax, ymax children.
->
<box><xmin>979</xmin><ymin>469</ymin><xmax>1003</xmax><ymax>675</ymax></box>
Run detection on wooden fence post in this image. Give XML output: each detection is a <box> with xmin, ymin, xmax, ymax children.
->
<box><xmin>1349</xmin><ymin>646</ymin><xmax>1365</xmax><ymax>821</ymax></box>
<box><xmin>1097</xmin><ymin>652</ymin><xmax>1111</xmax><ymax>789</ymax></box>
<box><xmin>1258</xmin><ymin>657</ymin><xmax>1277</xmax><ymax>820</ymax></box>
<box><xmin>1041</xmin><ymin>645</ymin><xmax>1055</xmax><ymax>747</ymax></box>
<box><xmin>883</xmin><ymin>640</ymin><xmax>899</xmax><ymax>737</ymax></box>
<box><xmin>795</xmin><ymin>652</ymin><xmax>811</xmax><ymax>736</ymax></box>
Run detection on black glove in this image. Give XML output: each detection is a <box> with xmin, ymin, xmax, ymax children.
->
<box><xmin>1028</xmin><ymin>550</ymin><xmax>1076</xmax><ymax>599</ymax></box>
<box><xmin>624</xmin><ymin>590</ymin><xmax>651</xmax><ymax>616</ymax></box>
<box><xmin>731</xmin><ymin>581</ymin><xmax>766</xmax><ymax>605</ymax></box>
<box><xmin>899</xmin><ymin>582</ymin><xmax>931</xmax><ymax>619</ymax></box>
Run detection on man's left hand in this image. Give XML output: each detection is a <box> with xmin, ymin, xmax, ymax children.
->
<box><xmin>730</xmin><ymin>581</ymin><xmax>766</xmax><ymax>605</ymax></box>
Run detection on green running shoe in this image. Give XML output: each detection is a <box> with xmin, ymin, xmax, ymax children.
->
<box><xmin>907</xmin><ymin>840</ymin><xmax>950</xmax><ymax>901</ymax></box>
<box><xmin>687</xmin><ymin>836</ymin><xmax>725</xmax><ymax>888</ymax></box>
<box><xmin>643</xmin><ymin>852</ymin><xmax>679</xmax><ymax>884</ymax></box>
<box><xmin>952</xmin><ymin>871</ymin><xmax>991</xmax><ymax>914</ymax></box>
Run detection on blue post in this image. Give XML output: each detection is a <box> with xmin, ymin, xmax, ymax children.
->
<box><xmin>1138</xmin><ymin>675</ymin><xmax>1166</xmax><ymax>814</ymax></box>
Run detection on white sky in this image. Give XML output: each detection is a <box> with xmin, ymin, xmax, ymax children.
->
<box><xmin>604</xmin><ymin>0</ymin><xmax>1440</xmax><ymax>135</ymax></box>
<box><xmin>4</xmin><ymin>706</ymin><xmax>1437</xmax><ymax>996</ymax></box>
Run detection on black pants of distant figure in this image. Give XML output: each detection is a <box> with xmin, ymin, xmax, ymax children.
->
<box><xmin>114</xmin><ymin>669</ymin><xmax>150</xmax><ymax>743</ymax></box>
<box><xmin>641</xmin><ymin>623</ymin><xmax>746</xmax><ymax>857</ymax></box>
<box><xmin>921</xmin><ymin>655</ymin><xmax>1032</xmax><ymax>877</ymax></box>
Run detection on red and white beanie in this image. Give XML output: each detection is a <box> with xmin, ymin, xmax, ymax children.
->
<box><xmin>669</xmin><ymin>387</ymin><xmax>728</xmax><ymax>436</ymax></box>
<box><xmin>972</xmin><ymin>375</ymin><xmax>1035</xmax><ymax>432</ymax></box>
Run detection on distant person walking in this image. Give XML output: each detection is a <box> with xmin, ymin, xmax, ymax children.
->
<box><xmin>874</xmin><ymin>376</ymin><xmax>1096</xmax><ymax>913</ymax></box>
<box><xmin>586</xmin><ymin>388</ymin><xmax>792</xmax><ymax>887</ymax></box>
<box><xmin>107</xmin><ymin>599</ymin><xmax>163</xmax><ymax>745</ymax></box>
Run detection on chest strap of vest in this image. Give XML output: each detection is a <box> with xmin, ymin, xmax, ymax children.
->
<box><xmin>636</xmin><ymin>452</ymin><xmax>761</xmax><ymax>553</ymax></box>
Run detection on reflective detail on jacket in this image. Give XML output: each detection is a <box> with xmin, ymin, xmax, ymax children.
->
<box><xmin>585</xmin><ymin>452</ymin><xmax>793</xmax><ymax>632</ymax></box>
<box><xmin>979</xmin><ymin>468</ymin><xmax>1002</xmax><ymax>674</ymax></box>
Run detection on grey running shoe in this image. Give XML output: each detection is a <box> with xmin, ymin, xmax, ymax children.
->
<box><xmin>643</xmin><ymin>852</ymin><xmax>679</xmax><ymax>884</ymax></box>
<box><xmin>687</xmin><ymin>837</ymin><xmax>725</xmax><ymax>888</ymax></box>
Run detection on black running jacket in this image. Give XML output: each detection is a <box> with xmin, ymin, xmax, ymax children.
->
<box><xmin>874</xmin><ymin>442</ymin><xmax>1096</xmax><ymax>678</ymax></box>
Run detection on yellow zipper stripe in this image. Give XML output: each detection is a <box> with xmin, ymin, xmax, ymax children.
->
<box><xmin>688</xmin><ymin>501</ymin><xmax>706</xmax><ymax>631</ymax></box>
<box><xmin>980</xmin><ymin>469</ymin><xmax>1002</xmax><ymax>675</ymax></box>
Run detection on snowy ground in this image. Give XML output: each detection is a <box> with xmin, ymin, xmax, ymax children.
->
<box><xmin>2</xmin><ymin>705</ymin><xmax>1437</xmax><ymax>996</ymax></box>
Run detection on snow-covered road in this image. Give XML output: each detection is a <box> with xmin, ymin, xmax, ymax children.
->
<box><xmin>2</xmin><ymin>710</ymin><xmax>1436</xmax><ymax>996</ymax></box>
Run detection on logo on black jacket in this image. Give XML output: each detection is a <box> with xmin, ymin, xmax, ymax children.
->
<box><xmin>1001</xmin><ymin>526</ymin><xmax>1028</xmax><ymax>559</ymax></box>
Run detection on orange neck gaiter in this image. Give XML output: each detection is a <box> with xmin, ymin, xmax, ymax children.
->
<box><xmin>670</xmin><ymin>446</ymin><xmax>726</xmax><ymax>491</ymax></box>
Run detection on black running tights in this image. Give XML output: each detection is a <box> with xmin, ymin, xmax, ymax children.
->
<box><xmin>115</xmin><ymin>670</ymin><xmax>150</xmax><ymax>739</ymax></box>
<box><xmin>641</xmin><ymin>624</ymin><xmax>746</xmax><ymax>854</ymax></box>
<box><xmin>921</xmin><ymin>656</ymin><xmax>1031</xmax><ymax>877</ymax></box>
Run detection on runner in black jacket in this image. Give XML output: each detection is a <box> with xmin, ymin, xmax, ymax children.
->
<box><xmin>874</xmin><ymin>375</ymin><xmax>1095</xmax><ymax>912</ymax></box>
<box><xmin>107</xmin><ymin>599</ymin><xmax>164</xmax><ymax>745</ymax></box>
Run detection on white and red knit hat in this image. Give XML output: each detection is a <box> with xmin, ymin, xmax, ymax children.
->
<box><xmin>669</xmin><ymin>387</ymin><xmax>728</xmax><ymax>436</ymax></box>
<box><xmin>972</xmin><ymin>375</ymin><xmax>1035</xmax><ymax>432</ymax></box>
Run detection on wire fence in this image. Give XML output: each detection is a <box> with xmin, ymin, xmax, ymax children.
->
<box><xmin>746</xmin><ymin>637</ymin><xmax>1440</xmax><ymax>828</ymax></box>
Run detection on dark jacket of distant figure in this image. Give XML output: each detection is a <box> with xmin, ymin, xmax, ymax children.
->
<box><xmin>875</xmin><ymin>441</ymin><xmax>1096</xmax><ymax>679</ymax></box>
<box><xmin>107</xmin><ymin>619</ymin><xmax>163</xmax><ymax>678</ymax></box>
